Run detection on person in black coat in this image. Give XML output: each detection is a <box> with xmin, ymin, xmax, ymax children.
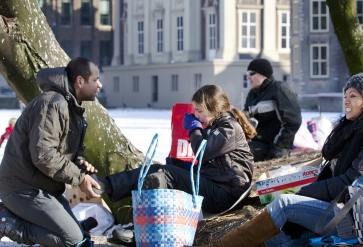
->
<box><xmin>244</xmin><ymin>58</ymin><xmax>302</xmax><ymax>161</ymax></box>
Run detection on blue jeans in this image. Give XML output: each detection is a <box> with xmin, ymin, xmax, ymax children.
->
<box><xmin>265</xmin><ymin>194</ymin><xmax>338</xmax><ymax>247</ymax></box>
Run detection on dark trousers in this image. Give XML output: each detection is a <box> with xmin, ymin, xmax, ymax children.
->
<box><xmin>249</xmin><ymin>140</ymin><xmax>270</xmax><ymax>162</ymax></box>
<box><xmin>0</xmin><ymin>188</ymin><xmax>85</xmax><ymax>247</ymax></box>
<box><xmin>107</xmin><ymin>164</ymin><xmax>236</xmax><ymax>213</ymax></box>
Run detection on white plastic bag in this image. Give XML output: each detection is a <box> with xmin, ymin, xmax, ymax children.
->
<box><xmin>72</xmin><ymin>203</ymin><xmax>115</xmax><ymax>235</ymax></box>
<box><xmin>307</xmin><ymin>116</ymin><xmax>332</xmax><ymax>150</ymax></box>
<box><xmin>293</xmin><ymin>118</ymin><xmax>319</xmax><ymax>152</ymax></box>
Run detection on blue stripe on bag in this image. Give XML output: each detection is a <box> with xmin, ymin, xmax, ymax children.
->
<box><xmin>132</xmin><ymin>134</ymin><xmax>207</xmax><ymax>247</ymax></box>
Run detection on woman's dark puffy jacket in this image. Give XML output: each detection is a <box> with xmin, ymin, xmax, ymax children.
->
<box><xmin>189</xmin><ymin>112</ymin><xmax>254</xmax><ymax>198</ymax></box>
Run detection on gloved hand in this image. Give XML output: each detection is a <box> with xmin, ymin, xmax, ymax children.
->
<box><xmin>248</xmin><ymin>117</ymin><xmax>258</xmax><ymax>129</ymax></box>
<box><xmin>265</xmin><ymin>145</ymin><xmax>290</xmax><ymax>160</ymax></box>
<box><xmin>281</xmin><ymin>221</ymin><xmax>307</xmax><ymax>240</ymax></box>
<box><xmin>182</xmin><ymin>113</ymin><xmax>203</xmax><ymax>135</ymax></box>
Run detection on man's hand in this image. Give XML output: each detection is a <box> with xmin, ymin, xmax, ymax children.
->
<box><xmin>79</xmin><ymin>174</ymin><xmax>101</xmax><ymax>198</ymax></box>
<box><xmin>77</xmin><ymin>159</ymin><xmax>98</xmax><ymax>174</ymax></box>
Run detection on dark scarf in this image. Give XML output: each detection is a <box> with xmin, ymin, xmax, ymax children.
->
<box><xmin>252</xmin><ymin>78</ymin><xmax>272</xmax><ymax>95</ymax></box>
<box><xmin>322</xmin><ymin>113</ymin><xmax>363</xmax><ymax>176</ymax></box>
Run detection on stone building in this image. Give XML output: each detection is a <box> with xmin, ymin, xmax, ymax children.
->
<box><xmin>290</xmin><ymin>0</ymin><xmax>349</xmax><ymax>112</ymax></box>
<box><xmin>37</xmin><ymin>0</ymin><xmax>114</xmax><ymax>70</ymax></box>
<box><xmin>103</xmin><ymin>0</ymin><xmax>291</xmax><ymax>109</ymax></box>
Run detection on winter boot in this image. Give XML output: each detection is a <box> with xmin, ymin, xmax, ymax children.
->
<box><xmin>108</xmin><ymin>225</ymin><xmax>135</xmax><ymax>246</ymax></box>
<box><xmin>142</xmin><ymin>169</ymin><xmax>167</xmax><ymax>190</ymax></box>
<box><xmin>0</xmin><ymin>202</ymin><xmax>23</xmax><ymax>243</ymax></box>
<box><xmin>185</xmin><ymin>209</ymin><xmax>279</xmax><ymax>247</ymax></box>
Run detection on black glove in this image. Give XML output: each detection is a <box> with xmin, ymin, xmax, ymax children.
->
<box><xmin>265</xmin><ymin>146</ymin><xmax>290</xmax><ymax>160</ymax></box>
<box><xmin>281</xmin><ymin>221</ymin><xmax>307</xmax><ymax>240</ymax></box>
<box><xmin>80</xmin><ymin>217</ymin><xmax>98</xmax><ymax>232</ymax></box>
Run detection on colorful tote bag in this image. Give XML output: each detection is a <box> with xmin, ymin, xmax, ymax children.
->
<box><xmin>132</xmin><ymin>133</ymin><xmax>207</xmax><ymax>247</ymax></box>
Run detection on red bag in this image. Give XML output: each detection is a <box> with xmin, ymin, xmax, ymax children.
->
<box><xmin>169</xmin><ymin>103</ymin><xmax>195</xmax><ymax>162</ymax></box>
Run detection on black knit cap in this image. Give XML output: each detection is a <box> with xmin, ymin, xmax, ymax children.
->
<box><xmin>344</xmin><ymin>73</ymin><xmax>363</xmax><ymax>94</ymax></box>
<box><xmin>247</xmin><ymin>58</ymin><xmax>273</xmax><ymax>78</ymax></box>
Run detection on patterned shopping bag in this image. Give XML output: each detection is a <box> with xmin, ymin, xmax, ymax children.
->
<box><xmin>132</xmin><ymin>133</ymin><xmax>206</xmax><ymax>247</ymax></box>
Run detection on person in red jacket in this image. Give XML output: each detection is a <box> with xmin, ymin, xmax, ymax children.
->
<box><xmin>0</xmin><ymin>118</ymin><xmax>17</xmax><ymax>147</ymax></box>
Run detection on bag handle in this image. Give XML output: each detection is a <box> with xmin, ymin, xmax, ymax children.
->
<box><xmin>315</xmin><ymin>186</ymin><xmax>363</xmax><ymax>235</ymax></box>
<box><xmin>137</xmin><ymin>133</ymin><xmax>159</xmax><ymax>198</ymax></box>
<box><xmin>190</xmin><ymin>139</ymin><xmax>207</xmax><ymax>208</ymax></box>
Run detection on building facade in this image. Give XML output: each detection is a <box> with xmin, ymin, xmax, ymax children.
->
<box><xmin>290</xmin><ymin>0</ymin><xmax>349</xmax><ymax>112</ymax></box>
<box><xmin>104</xmin><ymin>0</ymin><xmax>292</xmax><ymax>109</ymax></box>
<box><xmin>37</xmin><ymin>0</ymin><xmax>114</xmax><ymax>70</ymax></box>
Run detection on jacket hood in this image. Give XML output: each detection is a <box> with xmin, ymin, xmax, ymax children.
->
<box><xmin>36</xmin><ymin>67</ymin><xmax>71</xmax><ymax>100</ymax></box>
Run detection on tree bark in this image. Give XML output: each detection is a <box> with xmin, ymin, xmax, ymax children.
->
<box><xmin>0</xmin><ymin>0</ymin><xmax>148</xmax><ymax>224</ymax></box>
<box><xmin>326</xmin><ymin>0</ymin><xmax>363</xmax><ymax>76</ymax></box>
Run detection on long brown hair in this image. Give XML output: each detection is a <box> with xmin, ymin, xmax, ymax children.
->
<box><xmin>192</xmin><ymin>84</ymin><xmax>257</xmax><ymax>141</ymax></box>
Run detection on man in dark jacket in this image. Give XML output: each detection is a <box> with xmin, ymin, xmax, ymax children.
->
<box><xmin>244</xmin><ymin>58</ymin><xmax>302</xmax><ymax>162</ymax></box>
<box><xmin>0</xmin><ymin>57</ymin><xmax>102</xmax><ymax>247</ymax></box>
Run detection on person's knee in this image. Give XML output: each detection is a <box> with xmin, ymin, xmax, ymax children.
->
<box><xmin>62</xmin><ymin>228</ymin><xmax>84</xmax><ymax>247</ymax></box>
<box><xmin>268</xmin><ymin>194</ymin><xmax>296</xmax><ymax>212</ymax></box>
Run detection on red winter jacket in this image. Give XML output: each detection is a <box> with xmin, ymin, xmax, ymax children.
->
<box><xmin>0</xmin><ymin>126</ymin><xmax>13</xmax><ymax>147</ymax></box>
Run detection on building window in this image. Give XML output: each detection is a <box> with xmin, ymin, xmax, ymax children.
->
<box><xmin>195</xmin><ymin>73</ymin><xmax>202</xmax><ymax>90</ymax></box>
<box><xmin>133</xmin><ymin>76</ymin><xmax>139</xmax><ymax>92</ymax></box>
<box><xmin>81</xmin><ymin>41</ymin><xmax>92</xmax><ymax>59</ymax></box>
<box><xmin>157</xmin><ymin>19</ymin><xmax>163</xmax><ymax>53</ymax></box>
<box><xmin>100</xmin><ymin>0</ymin><xmax>111</xmax><ymax>25</ymax></box>
<box><xmin>100</xmin><ymin>40</ymin><xmax>111</xmax><ymax>71</ymax></box>
<box><xmin>81</xmin><ymin>0</ymin><xmax>92</xmax><ymax>25</ymax></box>
<box><xmin>357</xmin><ymin>0</ymin><xmax>363</xmax><ymax>24</ymax></box>
<box><xmin>311</xmin><ymin>44</ymin><xmax>329</xmax><ymax>77</ymax></box>
<box><xmin>172</xmin><ymin>75</ymin><xmax>178</xmax><ymax>91</ymax></box>
<box><xmin>283</xmin><ymin>75</ymin><xmax>289</xmax><ymax>83</ymax></box>
<box><xmin>310</xmin><ymin>0</ymin><xmax>328</xmax><ymax>32</ymax></box>
<box><xmin>241</xmin><ymin>11</ymin><xmax>256</xmax><ymax>49</ymax></box>
<box><xmin>279</xmin><ymin>12</ymin><xmax>290</xmax><ymax>50</ymax></box>
<box><xmin>61</xmin><ymin>0</ymin><xmax>72</xmax><ymax>26</ymax></box>
<box><xmin>37</xmin><ymin>0</ymin><xmax>46</xmax><ymax>13</ymax></box>
<box><xmin>293</xmin><ymin>45</ymin><xmax>300</xmax><ymax>78</ymax></box>
<box><xmin>152</xmin><ymin>76</ymin><xmax>158</xmax><ymax>102</ymax></box>
<box><xmin>60</xmin><ymin>40</ymin><xmax>73</xmax><ymax>58</ymax></box>
<box><xmin>113</xmin><ymin>77</ymin><xmax>120</xmax><ymax>92</ymax></box>
<box><xmin>138</xmin><ymin>21</ymin><xmax>144</xmax><ymax>55</ymax></box>
<box><xmin>292</xmin><ymin>0</ymin><xmax>299</xmax><ymax>33</ymax></box>
<box><xmin>209</xmin><ymin>13</ymin><xmax>216</xmax><ymax>50</ymax></box>
<box><xmin>177</xmin><ymin>16</ymin><xmax>183</xmax><ymax>51</ymax></box>
<box><xmin>243</xmin><ymin>74</ymin><xmax>249</xmax><ymax>89</ymax></box>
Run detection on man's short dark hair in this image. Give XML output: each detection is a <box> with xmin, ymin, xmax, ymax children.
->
<box><xmin>65</xmin><ymin>57</ymin><xmax>96</xmax><ymax>84</ymax></box>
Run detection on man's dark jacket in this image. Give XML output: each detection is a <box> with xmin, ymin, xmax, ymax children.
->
<box><xmin>0</xmin><ymin>67</ymin><xmax>88</xmax><ymax>197</ymax></box>
<box><xmin>244</xmin><ymin>79</ymin><xmax>302</xmax><ymax>149</ymax></box>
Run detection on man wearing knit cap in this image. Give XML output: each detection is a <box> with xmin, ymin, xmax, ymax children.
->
<box><xmin>243</xmin><ymin>58</ymin><xmax>302</xmax><ymax>161</ymax></box>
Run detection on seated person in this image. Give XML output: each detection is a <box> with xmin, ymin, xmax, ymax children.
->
<box><xmin>244</xmin><ymin>58</ymin><xmax>302</xmax><ymax>161</ymax></box>
<box><xmin>91</xmin><ymin>84</ymin><xmax>257</xmax><ymax>214</ymax></box>
<box><xmin>187</xmin><ymin>73</ymin><xmax>363</xmax><ymax>247</ymax></box>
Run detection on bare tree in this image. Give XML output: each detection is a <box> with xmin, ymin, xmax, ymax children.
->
<box><xmin>0</xmin><ymin>0</ymin><xmax>147</xmax><ymax>224</ymax></box>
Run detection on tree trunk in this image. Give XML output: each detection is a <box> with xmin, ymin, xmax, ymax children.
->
<box><xmin>0</xmin><ymin>0</ymin><xmax>148</xmax><ymax>224</ymax></box>
<box><xmin>326</xmin><ymin>0</ymin><xmax>363</xmax><ymax>76</ymax></box>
